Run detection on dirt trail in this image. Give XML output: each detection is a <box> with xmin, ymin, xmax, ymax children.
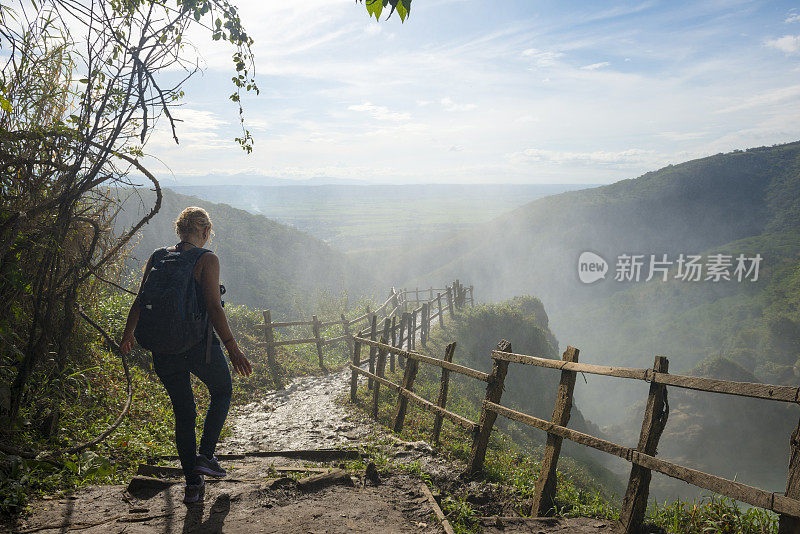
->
<box><xmin>8</xmin><ymin>369</ymin><xmax>447</xmax><ymax>534</ymax></box>
<box><xmin>8</xmin><ymin>368</ymin><xmax>616</xmax><ymax>533</ymax></box>
<box><xmin>219</xmin><ymin>370</ymin><xmax>375</xmax><ymax>453</ymax></box>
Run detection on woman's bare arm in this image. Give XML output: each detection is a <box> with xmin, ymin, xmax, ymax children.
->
<box><xmin>199</xmin><ymin>253</ymin><xmax>252</xmax><ymax>376</ymax></box>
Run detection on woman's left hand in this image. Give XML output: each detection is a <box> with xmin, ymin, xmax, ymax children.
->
<box><xmin>120</xmin><ymin>332</ymin><xmax>135</xmax><ymax>354</ymax></box>
<box><xmin>227</xmin><ymin>342</ymin><xmax>252</xmax><ymax>377</ymax></box>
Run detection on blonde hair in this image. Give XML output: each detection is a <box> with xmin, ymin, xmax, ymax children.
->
<box><xmin>174</xmin><ymin>206</ymin><xmax>213</xmax><ymax>240</ymax></box>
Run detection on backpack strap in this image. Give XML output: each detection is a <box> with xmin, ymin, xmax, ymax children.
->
<box><xmin>178</xmin><ymin>247</ymin><xmax>215</xmax><ymax>364</ymax></box>
<box><xmin>179</xmin><ymin>246</ymin><xmax>211</xmax><ymax>264</ymax></box>
<box><xmin>151</xmin><ymin>247</ymin><xmax>169</xmax><ymax>264</ymax></box>
<box><xmin>139</xmin><ymin>248</ymin><xmax>169</xmax><ymax>298</ymax></box>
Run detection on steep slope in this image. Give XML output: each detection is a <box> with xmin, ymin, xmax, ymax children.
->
<box><xmin>115</xmin><ymin>188</ymin><xmax>380</xmax><ymax>318</ymax></box>
<box><xmin>378</xmin><ymin>141</ymin><xmax>800</xmax><ymax>496</ymax></box>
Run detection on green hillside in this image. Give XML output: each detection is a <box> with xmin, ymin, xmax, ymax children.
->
<box><xmin>387</xmin><ymin>141</ymin><xmax>800</xmax><ymax>305</ymax></box>
<box><xmin>374</xmin><ymin>141</ymin><xmax>800</xmax><ymax>497</ymax></box>
<box><xmin>383</xmin><ymin>141</ymin><xmax>800</xmax><ymax>378</ymax></box>
<box><xmin>114</xmin><ymin>188</ymin><xmax>381</xmax><ymax>318</ymax></box>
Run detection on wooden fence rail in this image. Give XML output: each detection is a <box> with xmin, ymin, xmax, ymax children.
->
<box><xmin>348</xmin><ymin>332</ymin><xmax>800</xmax><ymax>533</ymax></box>
<box><xmin>349</xmin><ymin>336</ymin><xmax>491</xmax><ymax>438</ymax></box>
<box><xmin>491</xmin><ymin>350</ymin><xmax>800</xmax><ymax>403</ymax></box>
<box><xmin>483</xmin><ymin>346</ymin><xmax>800</xmax><ymax>533</ymax></box>
<box><xmin>259</xmin><ymin>279</ymin><xmax>474</xmax><ymax>380</ymax></box>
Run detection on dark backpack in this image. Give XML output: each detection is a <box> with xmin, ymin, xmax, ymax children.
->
<box><xmin>134</xmin><ymin>246</ymin><xmax>210</xmax><ymax>355</ymax></box>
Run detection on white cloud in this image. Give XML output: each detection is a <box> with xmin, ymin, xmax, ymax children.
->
<box><xmin>440</xmin><ymin>97</ymin><xmax>477</xmax><ymax>112</ymax></box>
<box><xmin>716</xmin><ymin>83</ymin><xmax>800</xmax><ymax>113</ymax></box>
<box><xmin>786</xmin><ymin>12</ymin><xmax>800</xmax><ymax>24</ymax></box>
<box><xmin>581</xmin><ymin>61</ymin><xmax>611</xmax><ymax>70</ymax></box>
<box><xmin>347</xmin><ymin>102</ymin><xmax>410</xmax><ymax>121</ymax></box>
<box><xmin>149</xmin><ymin>108</ymin><xmax>232</xmax><ymax>151</ymax></box>
<box><xmin>511</xmin><ymin>148</ymin><xmax>655</xmax><ymax>166</ymax></box>
<box><xmin>521</xmin><ymin>48</ymin><xmax>563</xmax><ymax>67</ymax></box>
<box><xmin>765</xmin><ymin>34</ymin><xmax>800</xmax><ymax>54</ymax></box>
<box><xmin>658</xmin><ymin>131</ymin><xmax>708</xmax><ymax>141</ymax></box>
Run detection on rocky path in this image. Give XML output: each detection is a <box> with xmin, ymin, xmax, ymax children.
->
<box><xmin>8</xmin><ymin>367</ymin><xmax>616</xmax><ymax>533</ymax></box>
<box><xmin>7</xmin><ymin>369</ymin><xmax>449</xmax><ymax>534</ymax></box>
<box><xmin>219</xmin><ymin>370</ymin><xmax>375</xmax><ymax>453</ymax></box>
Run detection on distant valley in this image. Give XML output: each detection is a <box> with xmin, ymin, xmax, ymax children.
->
<box><xmin>169</xmin><ymin>183</ymin><xmax>596</xmax><ymax>253</ymax></box>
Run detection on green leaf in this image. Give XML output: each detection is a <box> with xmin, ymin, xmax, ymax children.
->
<box><xmin>366</xmin><ymin>0</ymin><xmax>383</xmax><ymax>20</ymax></box>
<box><xmin>0</xmin><ymin>97</ymin><xmax>11</xmax><ymax>113</ymax></box>
<box><xmin>397</xmin><ymin>0</ymin><xmax>408</xmax><ymax>21</ymax></box>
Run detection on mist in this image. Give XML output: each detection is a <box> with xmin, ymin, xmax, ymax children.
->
<box><xmin>115</xmin><ymin>142</ymin><xmax>800</xmax><ymax>503</ymax></box>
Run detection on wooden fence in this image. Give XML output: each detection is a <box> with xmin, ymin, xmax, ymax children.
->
<box><xmin>348</xmin><ymin>337</ymin><xmax>800</xmax><ymax>533</ymax></box>
<box><xmin>256</xmin><ymin>279</ymin><xmax>474</xmax><ymax>389</ymax></box>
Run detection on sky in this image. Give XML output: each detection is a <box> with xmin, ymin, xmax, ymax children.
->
<box><xmin>143</xmin><ymin>0</ymin><xmax>800</xmax><ymax>185</ymax></box>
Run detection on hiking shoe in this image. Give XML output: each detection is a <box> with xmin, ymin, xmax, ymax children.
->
<box><xmin>193</xmin><ymin>454</ymin><xmax>227</xmax><ymax>478</ymax></box>
<box><xmin>183</xmin><ymin>475</ymin><xmax>204</xmax><ymax>504</ymax></box>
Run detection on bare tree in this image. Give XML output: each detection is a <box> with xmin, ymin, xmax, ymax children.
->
<box><xmin>0</xmin><ymin>0</ymin><xmax>257</xmax><ymax>437</ymax></box>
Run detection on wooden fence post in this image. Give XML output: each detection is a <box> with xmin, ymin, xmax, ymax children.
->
<box><xmin>350</xmin><ymin>338</ymin><xmax>361</xmax><ymax>403</ymax></box>
<box><xmin>390</xmin><ymin>316</ymin><xmax>397</xmax><ymax>373</ymax></box>
<box><xmin>529</xmin><ymin>346</ymin><xmax>580</xmax><ymax>517</ymax></box>
<box><xmin>368</xmin><ymin>314</ymin><xmax>377</xmax><ymax>390</ymax></box>
<box><xmin>425</xmin><ymin>303</ymin><xmax>431</xmax><ymax>342</ymax></box>
<box><xmin>415</xmin><ymin>287</ymin><xmax>419</xmax><ymax>304</ymax></box>
<box><xmin>400</xmin><ymin>312</ymin><xmax>411</xmax><ymax>369</ymax></box>
<box><xmin>396</xmin><ymin>314</ymin><xmax>406</xmax><ymax>368</ymax></box>
<box><xmin>421</xmin><ymin>303</ymin><xmax>429</xmax><ymax>347</ymax></box>
<box><xmin>466</xmin><ymin>339</ymin><xmax>512</xmax><ymax>476</ymax></box>
<box><xmin>429</xmin><ymin>286</ymin><xmax>433</xmax><ymax>300</ymax></box>
<box><xmin>437</xmin><ymin>293</ymin><xmax>444</xmax><ymax>327</ymax></box>
<box><xmin>381</xmin><ymin>318</ymin><xmax>390</xmax><ymax>355</ymax></box>
<box><xmin>372</xmin><ymin>330</ymin><xmax>389</xmax><ymax>419</ymax></box>
<box><xmin>342</xmin><ymin>313</ymin><xmax>353</xmax><ymax>357</ymax></box>
<box><xmin>433</xmin><ymin>342</ymin><xmax>457</xmax><ymax>448</ymax></box>
<box><xmin>392</xmin><ymin>355</ymin><xmax>419</xmax><ymax>433</ymax></box>
<box><xmin>779</xmin><ymin>418</ymin><xmax>800</xmax><ymax>534</ymax></box>
<box><xmin>446</xmin><ymin>286</ymin><xmax>454</xmax><ymax>318</ymax></box>
<box><xmin>312</xmin><ymin>315</ymin><xmax>327</xmax><ymax>372</ymax></box>
<box><xmin>454</xmin><ymin>279</ymin><xmax>461</xmax><ymax>308</ymax></box>
<box><xmin>469</xmin><ymin>285</ymin><xmax>474</xmax><ymax>306</ymax></box>
<box><xmin>391</xmin><ymin>291</ymin><xmax>399</xmax><ymax>317</ymax></box>
<box><xmin>262</xmin><ymin>310</ymin><xmax>284</xmax><ymax>390</ymax></box>
<box><xmin>411</xmin><ymin>310</ymin><xmax>417</xmax><ymax>350</ymax></box>
<box><xmin>619</xmin><ymin>356</ymin><xmax>670</xmax><ymax>533</ymax></box>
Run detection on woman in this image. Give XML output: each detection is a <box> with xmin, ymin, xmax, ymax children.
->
<box><xmin>119</xmin><ymin>206</ymin><xmax>252</xmax><ymax>504</ymax></box>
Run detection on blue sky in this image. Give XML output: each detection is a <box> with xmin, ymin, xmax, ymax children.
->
<box><xmin>145</xmin><ymin>0</ymin><xmax>800</xmax><ymax>184</ymax></box>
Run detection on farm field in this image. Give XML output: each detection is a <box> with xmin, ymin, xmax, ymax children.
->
<box><xmin>170</xmin><ymin>183</ymin><xmax>596</xmax><ymax>253</ymax></box>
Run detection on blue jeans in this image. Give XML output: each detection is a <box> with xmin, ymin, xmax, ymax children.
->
<box><xmin>153</xmin><ymin>338</ymin><xmax>232</xmax><ymax>483</ymax></box>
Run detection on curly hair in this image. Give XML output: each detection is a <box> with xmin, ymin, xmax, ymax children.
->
<box><xmin>174</xmin><ymin>206</ymin><xmax>213</xmax><ymax>239</ymax></box>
